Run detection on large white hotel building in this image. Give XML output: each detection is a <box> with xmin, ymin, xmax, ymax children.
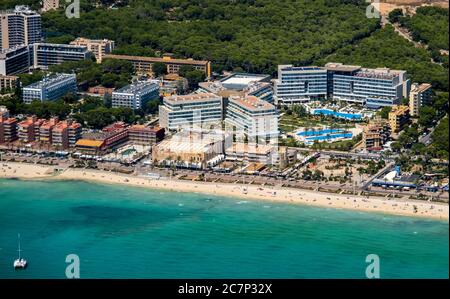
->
<box><xmin>274</xmin><ymin>62</ymin><xmax>411</xmax><ymax>108</ymax></box>
<box><xmin>225</xmin><ymin>95</ymin><xmax>279</xmax><ymax>144</ymax></box>
<box><xmin>159</xmin><ymin>93</ymin><xmax>223</xmax><ymax>131</ymax></box>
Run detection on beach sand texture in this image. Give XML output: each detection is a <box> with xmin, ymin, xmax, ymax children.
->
<box><xmin>1</xmin><ymin>162</ymin><xmax>448</xmax><ymax>221</ymax></box>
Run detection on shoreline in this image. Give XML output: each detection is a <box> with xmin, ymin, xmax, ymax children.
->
<box><xmin>1</xmin><ymin>162</ymin><xmax>449</xmax><ymax>221</ymax></box>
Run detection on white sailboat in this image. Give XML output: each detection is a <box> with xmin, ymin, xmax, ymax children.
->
<box><xmin>13</xmin><ymin>234</ymin><xmax>27</xmax><ymax>269</ymax></box>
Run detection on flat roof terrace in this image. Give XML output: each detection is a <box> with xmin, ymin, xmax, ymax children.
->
<box><xmin>164</xmin><ymin>93</ymin><xmax>221</xmax><ymax>104</ymax></box>
<box><xmin>104</xmin><ymin>54</ymin><xmax>210</xmax><ymax>66</ymax></box>
<box><xmin>230</xmin><ymin>95</ymin><xmax>275</xmax><ymax>112</ymax></box>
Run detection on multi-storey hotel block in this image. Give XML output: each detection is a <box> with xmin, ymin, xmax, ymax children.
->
<box><xmin>0</xmin><ymin>74</ymin><xmax>18</xmax><ymax>91</ymax></box>
<box><xmin>18</xmin><ymin>116</ymin><xmax>45</xmax><ymax>143</ymax></box>
<box><xmin>128</xmin><ymin>125</ymin><xmax>165</xmax><ymax>145</ymax></box>
<box><xmin>0</xmin><ymin>44</ymin><xmax>31</xmax><ymax>75</ymax></box>
<box><xmin>31</xmin><ymin>43</ymin><xmax>92</xmax><ymax>69</ymax></box>
<box><xmin>104</xmin><ymin>54</ymin><xmax>211</xmax><ymax>78</ymax></box>
<box><xmin>70</xmin><ymin>37</ymin><xmax>115</xmax><ymax>63</ymax></box>
<box><xmin>0</xmin><ymin>113</ymin><xmax>18</xmax><ymax>143</ymax></box>
<box><xmin>274</xmin><ymin>63</ymin><xmax>411</xmax><ymax>108</ymax></box>
<box><xmin>111</xmin><ymin>81</ymin><xmax>159</xmax><ymax>110</ymax></box>
<box><xmin>409</xmin><ymin>83</ymin><xmax>432</xmax><ymax>117</ymax></box>
<box><xmin>198</xmin><ymin>73</ymin><xmax>273</xmax><ymax>103</ymax></box>
<box><xmin>225</xmin><ymin>95</ymin><xmax>279</xmax><ymax>144</ymax></box>
<box><xmin>274</xmin><ymin>65</ymin><xmax>328</xmax><ymax>105</ymax></box>
<box><xmin>22</xmin><ymin>73</ymin><xmax>77</xmax><ymax>104</ymax></box>
<box><xmin>0</xmin><ymin>6</ymin><xmax>42</xmax><ymax>50</ymax></box>
<box><xmin>362</xmin><ymin>117</ymin><xmax>391</xmax><ymax>150</ymax></box>
<box><xmin>159</xmin><ymin>93</ymin><xmax>223</xmax><ymax>131</ymax></box>
<box><xmin>1</xmin><ymin>43</ymin><xmax>91</xmax><ymax>75</ymax></box>
<box><xmin>326</xmin><ymin>63</ymin><xmax>410</xmax><ymax>107</ymax></box>
<box><xmin>389</xmin><ymin>105</ymin><xmax>410</xmax><ymax>133</ymax></box>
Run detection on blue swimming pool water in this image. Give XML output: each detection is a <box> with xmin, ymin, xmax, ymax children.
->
<box><xmin>297</xmin><ymin>129</ymin><xmax>343</xmax><ymax>137</ymax></box>
<box><xmin>313</xmin><ymin>109</ymin><xmax>362</xmax><ymax>120</ymax></box>
<box><xmin>306</xmin><ymin>132</ymin><xmax>353</xmax><ymax>141</ymax></box>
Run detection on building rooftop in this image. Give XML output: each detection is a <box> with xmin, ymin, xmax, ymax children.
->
<box><xmin>129</xmin><ymin>124</ymin><xmax>163</xmax><ymax>133</ymax></box>
<box><xmin>0</xmin><ymin>44</ymin><xmax>29</xmax><ymax>57</ymax></box>
<box><xmin>226</xmin><ymin>142</ymin><xmax>275</xmax><ymax>155</ymax></box>
<box><xmin>24</xmin><ymin>73</ymin><xmax>76</xmax><ymax>90</ymax></box>
<box><xmin>220</xmin><ymin>73</ymin><xmax>270</xmax><ymax>89</ymax></box>
<box><xmin>411</xmin><ymin>83</ymin><xmax>432</xmax><ymax>93</ymax></box>
<box><xmin>0</xmin><ymin>5</ymin><xmax>39</xmax><ymax>15</ymax></box>
<box><xmin>164</xmin><ymin>92</ymin><xmax>221</xmax><ymax>103</ymax></box>
<box><xmin>324</xmin><ymin>62</ymin><xmax>361</xmax><ymax>73</ymax></box>
<box><xmin>114</xmin><ymin>81</ymin><xmax>158</xmax><ymax>95</ymax></box>
<box><xmin>229</xmin><ymin>95</ymin><xmax>275</xmax><ymax>112</ymax></box>
<box><xmin>279</xmin><ymin>65</ymin><xmax>326</xmax><ymax>72</ymax></box>
<box><xmin>104</xmin><ymin>54</ymin><xmax>210</xmax><ymax>66</ymax></box>
<box><xmin>355</xmin><ymin>68</ymin><xmax>403</xmax><ymax>80</ymax></box>
<box><xmin>75</xmin><ymin>139</ymin><xmax>104</xmax><ymax>148</ymax></box>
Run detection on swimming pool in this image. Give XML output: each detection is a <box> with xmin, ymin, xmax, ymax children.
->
<box><xmin>297</xmin><ymin>129</ymin><xmax>343</xmax><ymax>137</ymax></box>
<box><xmin>312</xmin><ymin>109</ymin><xmax>362</xmax><ymax>120</ymax></box>
<box><xmin>305</xmin><ymin>132</ymin><xmax>353</xmax><ymax>141</ymax></box>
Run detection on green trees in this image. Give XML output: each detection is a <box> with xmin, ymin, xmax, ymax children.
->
<box><xmin>400</xmin><ymin>6</ymin><xmax>449</xmax><ymax>52</ymax></box>
<box><xmin>388</xmin><ymin>8</ymin><xmax>403</xmax><ymax>23</ymax></box>
<box><xmin>48</xmin><ymin>58</ymin><xmax>133</xmax><ymax>90</ymax></box>
<box><xmin>152</xmin><ymin>62</ymin><xmax>167</xmax><ymax>78</ymax></box>
<box><xmin>378</xmin><ymin>106</ymin><xmax>392</xmax><ymax>119</ymax></box>
<box><xmin>431</xmin><ymin>116</ymin><xmax>449</xmax><ymax>159</ymax></box>
<box><xmin>179</xmin><ymin>66</ymin><xmax>206</xmax><ymax>91</ymax></box>
<box><xmin>41</xmin><ymin>0</ymin><xmax>379</xmax><ymax>76</ymax></box>
<box><xmin>418</xmin><ymin>106</ymin><xmax>437</xmax><ymax>128</ymax></box>
<box><xmin>318</xmin><ymin>26</ymin><xmax>449</xmax><ymax>91</ymax></box>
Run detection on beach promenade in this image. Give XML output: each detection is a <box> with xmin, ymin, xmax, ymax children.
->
<box><xmin>1</xmin><ymin>162</ymin><xmax>448</xmax><ymax>221</ymax></box>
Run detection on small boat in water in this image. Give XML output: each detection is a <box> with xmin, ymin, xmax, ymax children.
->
<box><xmin>13</xmin><ymin>234</ymin><xmax>27</xmax><ymax>270</ymax></box>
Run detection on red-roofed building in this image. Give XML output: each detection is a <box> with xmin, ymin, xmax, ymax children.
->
<box><xmin>0</xmin><ymin>115</ymin><xmax>18</xmax><ymax>143</ymax></box>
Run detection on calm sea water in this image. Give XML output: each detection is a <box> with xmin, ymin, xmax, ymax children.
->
<box><xmin>0</xmin><ymin>179</ymin><xmax>448</xmax><ymax>278</ymax></box>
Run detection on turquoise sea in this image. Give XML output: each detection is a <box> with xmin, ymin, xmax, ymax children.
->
<box><xmin>0</xmin><ymin>179</ymin><xmax>448</xmax><ymax>278</ymax></box>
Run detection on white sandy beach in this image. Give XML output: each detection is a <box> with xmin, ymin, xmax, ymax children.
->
<box><xmin>1</xmin><ymin>162</ymin><xmax>448</xmax><ymax>221</ymax></box>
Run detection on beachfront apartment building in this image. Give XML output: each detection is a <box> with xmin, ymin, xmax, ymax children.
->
<box><xmin>0</xmin><ymin>44</ymin><xmax>31</xmax><ymax>75</ymax></box>
<box><xmin>18</xmin><ymin>116</ymin><xmax>45</xmax><ymax>143</ymax></box>
<box><xmin>325</xmin><ymin>62</ymin><xmax>410</xmax><ymax>107</ymax></box>
<box><xmin>22</xmin><ymin>73</ymin><xmax>77</xmax><ymax>104</ymax></box>
<box><xmin>70</xmin><ymin>37</ymin><xmax>115</xmax><ymax>63</ymax></box>
<box><xmin>0</xmin><ymin>74</ymin><xmax>18</xmax><ymax>91</ymax></box>
<box><xmin>389</xmin><ymin>105</ymin><xmax>410</xmax><ymax>133</ymax></box>
<box><xmin>39</xmin><ymin>117</ymin><xmax>59</xmax><ymax>144</ymax></box>
<box><xmin>76</xmin><ymin>122</ymin><xmax>129</xmax><ymax>155</ymax></box>
<box><xmin>31</xmin><ymin>43</ymin><xmax>92</xmax><ymax>69</ymax></box>
<box><xmin>225</xmin><ymin>142</ymin><xmax>278</xmax><ymax>165</ymax></box>
<box><xmin>225</xmin><ymin>95</ymin><xmax>279</xmax><ymax>144</ymax></box>
<box><xmin>128</xmin><ymin>125</ymin><xmax>165</xmax><ymax>145</ymax></box>
<box><xmin>409</xmin><ymin>83</ymin><xmax>432</xmax><ymax>117</ymax></box>
<box><xmin>0</xmin><ymin>114</ymin><xmax>18</xmax><ymax>143</ymax></box>
<box><xmin>159</xmin><ymin>93</ymin><xmax>223</xmax><ymax>131</ymax></box>
<box><xmin>111</xmin><ymin>81</ymin><xmax>159</xmax><ymax>110</ymax></box>
<box><xmin>274</xmin><ymin>65</ymin><xmax>328</xmax><ymax>105</ymax></box>
<box><xmin>52</xmin><ymin>120</ymin><xmax>82</xmax><ymax>149</ymax></box>
<box><xmin>362</xmin><ymin>118</ymin><xmax>391</xmax><ymax>150</ymax></box>
<box><xmin>103</xmin><ymin>54</ymin><xmax>211</xmax><ymax>78</ymax></box>
<box><xmin>0</xmin><ymin>6</ymin><xmax>42</xmax><ymax>50</ymax></box>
